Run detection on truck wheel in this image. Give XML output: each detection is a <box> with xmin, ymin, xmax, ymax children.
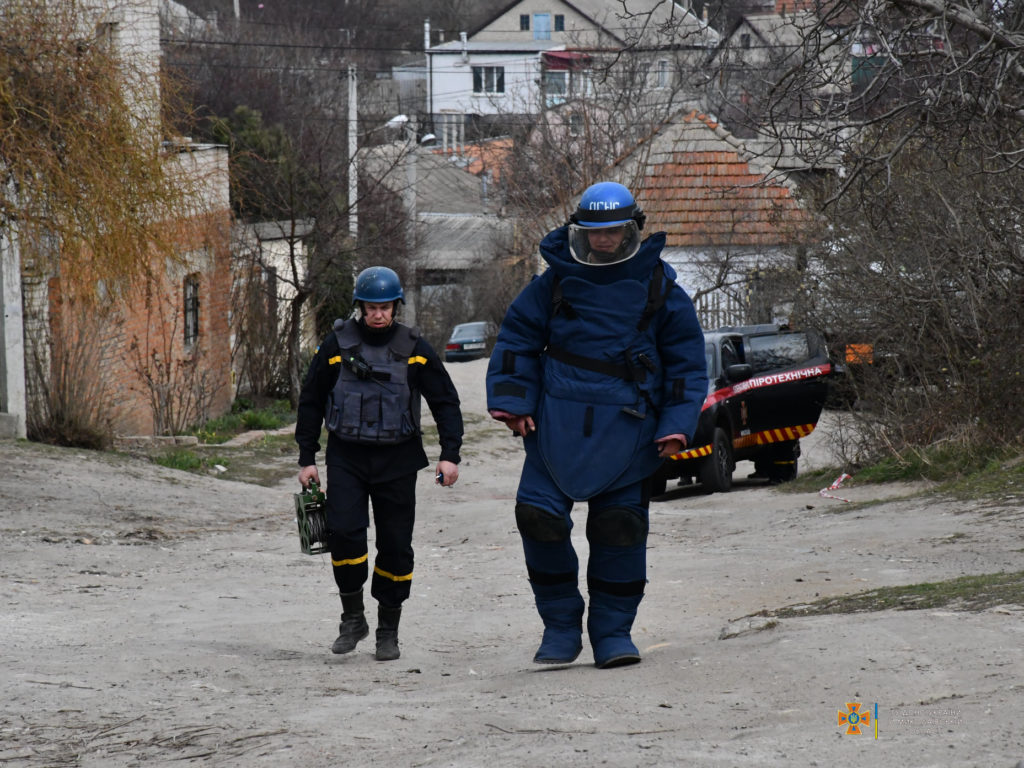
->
<box><xmin>699</xmin><ymin>427</ymin><xmax>733</xmax><ymax>493</ymax></box>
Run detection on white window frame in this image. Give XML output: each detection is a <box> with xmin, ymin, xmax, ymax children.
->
<box><xmin>472</xmin><ymin>66</ymin><xmax>505</xmax><ymax>94</ymax></box>
<box><xmin>656</xmin><ymin>59</ymin><xmax>670</xmax><ymax>88</ymax></box>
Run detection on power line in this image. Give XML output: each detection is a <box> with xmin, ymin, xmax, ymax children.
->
<box><xmin>169</xmin><ymin>56</ymin><xmax>709</xmax><ymax>107</ymax></box>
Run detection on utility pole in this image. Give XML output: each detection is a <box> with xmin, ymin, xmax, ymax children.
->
<box><xmin>348</xmin><ymin>64</ymin><xmax>358</xmax><ymax>239</ymax></box>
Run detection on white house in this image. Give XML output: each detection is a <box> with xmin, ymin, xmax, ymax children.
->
<box><xmin>426</xmin><ymin>0</ymin><xmax>718</xmax><ymax>138</ymax></box>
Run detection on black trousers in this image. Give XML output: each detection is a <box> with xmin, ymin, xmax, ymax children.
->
<box><xmin>325</xmin><ymin>463</ymin><xmax>417</xmax><ymax>607</ymax></box>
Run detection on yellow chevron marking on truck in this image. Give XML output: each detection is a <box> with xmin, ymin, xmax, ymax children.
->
<box><xmin>672</xmin><ymin>444</ymin><xmax>713</xmax><ymax>460</ymax></box>
<box><xmin>668</xmin><ymin>423</ymin><xmax>817</xmax><ymax>461</ymax></box>
<box><xmin>757</xmin><ymin>423</ymin><xmax>816</xmax><ymax>443</ymax></box>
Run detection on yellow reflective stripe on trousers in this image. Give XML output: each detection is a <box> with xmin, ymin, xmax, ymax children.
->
<box><xmin>408</xmin><ymin>356</ymin><xmax>427</xmax><ymax>365</ymax></box>
<box><xmin>332</xmin><ymin>553</ymin><xmax>369</xmax><ymax>567</ymax></box>
<box><xmin>374</xmin><ymin>565</ymin><xmax>413</xmax><ymax>582</ymax></box>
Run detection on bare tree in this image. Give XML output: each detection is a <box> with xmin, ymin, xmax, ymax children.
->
<box><xmin>167</xmin><ymin>13</ymin><xmax>429</xmax><ymax>405</ymax></box>
<box><xmin>697</xmin><ymin>0</ymin><xmax>1024</xmax><ymax>457</ymax></box>
<box><xmin>2</xmin><ymin>0</ymin><xmax>217</xmax><ymax>444</ymax></box>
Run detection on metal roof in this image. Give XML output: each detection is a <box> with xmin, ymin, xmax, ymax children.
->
<box><xmin>415</xmin><ymin>214</ymin><xmax>513</xmax><ymax>270</ymax></box>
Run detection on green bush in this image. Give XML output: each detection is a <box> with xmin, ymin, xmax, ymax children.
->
<box><xmin>242</xmin><ymin>409</ymin><xmax>287</xmax><ymax>430</ymax></box>
<box><xmin>231</xmin><ymin>396</ymin><xmax>254</xmax><ymax>414</ymax></box>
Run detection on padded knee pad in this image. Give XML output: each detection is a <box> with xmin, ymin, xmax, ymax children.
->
<box><xmin>587</xmin><ymin>506</ymin><xmax>648</xmax><ymax>547</ymax></box>
<box><xmin>515</xmin><ymin>503</ymin><xmax>570</xmax><ymax>543</ymax></box>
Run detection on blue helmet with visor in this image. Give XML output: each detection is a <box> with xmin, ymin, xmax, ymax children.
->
<box><xmin>568</xmin><ymin>182</ymin><xmax>646</xmax><ymax>265</ymax></box>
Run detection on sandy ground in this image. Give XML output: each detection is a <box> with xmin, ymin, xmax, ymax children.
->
<box><xmin>2</xmin><ymin>357</ymin><xmax>1023</xmax><ymax>767</ymax></box>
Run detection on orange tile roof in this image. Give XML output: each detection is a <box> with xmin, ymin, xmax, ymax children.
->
<box><xmin>431</xmin><ymin>137</ymin><xmax>514</xmax><ymax>182</ymax></box>
<box><xmin>629</xmin><ymin>110</ymin><xmax>812</xmax><ymax>249</ymax></box>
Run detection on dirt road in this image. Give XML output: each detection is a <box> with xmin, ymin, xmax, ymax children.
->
<box><xmin>2</xmin><ymin>358</ymin><xmax>1022</xmax><ymax>767</ymax></box>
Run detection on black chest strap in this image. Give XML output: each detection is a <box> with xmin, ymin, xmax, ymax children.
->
<box><xmin>546</xmin><ymin>261</ymin><xmax>669</xmax><ymax>381</ymax></box>
<box><xmin>550</xmin><ymin>261</ymin><xmax>667</xmax><ymax>332</ymax></box>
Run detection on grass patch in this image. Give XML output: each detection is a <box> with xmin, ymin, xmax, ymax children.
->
<box><xmin>784</xmin><ymin>466</ymin><xmax>847</xmax><ymax>493</ymax></box>
<box><xmin>936</xmin><ymin>453</ymin><xmax>1024</xmax><ymax>502</ymax></box>
<box><xmin>852</xmin><ymin>442</ymin><xmax>1019</xmax><ymax>484</ymax></box>
<box><xmin>782</xmin><ymin>445</ymin><xmax>1024</xmax><ymax>503</ymax></box>
<box><xmin>152</xmin><ymin>448</ymin><xmax>232</xmax><ymax>473</ymax></box>
<box><xmin>764</xmin><ymin>571</ymin><xmax>1024</xmax><ymax>617</ymax></box>
<box><xmin>152</xmin><ymin>449</ymin><xmax>205</xmax><ymax>471</ymax></box>
<box><xmin>195</xmin><ymin>433</ymin><xmax>298</xmax><ymax>487</ymax></box>
<box><xmin>191</xmin><ymin>399</ymin><xmax>294</xmax><ymax>444</ymax></box>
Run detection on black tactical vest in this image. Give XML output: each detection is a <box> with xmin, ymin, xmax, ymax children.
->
<box><xmin>325</xmin><ymin>318</ymin><xmax>422</xmax><ymax>444</ymax></box>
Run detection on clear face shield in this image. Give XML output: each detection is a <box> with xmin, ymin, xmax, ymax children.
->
<box><xmin>568</xmin><ymin>220</ymin><xmax>642</xmax><ymax>265</ymax></box>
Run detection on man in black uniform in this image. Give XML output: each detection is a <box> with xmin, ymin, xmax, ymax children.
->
<box><xmin>296</xmin><ymin>266</ymin><xmax>463</xmax><ymax>661</ymax></box>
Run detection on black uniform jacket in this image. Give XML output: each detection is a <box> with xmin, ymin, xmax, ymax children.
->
<box><xmin>295</xmin><ymin>319</ymin><xmax>463</xmax><ymax>483</ymax></box>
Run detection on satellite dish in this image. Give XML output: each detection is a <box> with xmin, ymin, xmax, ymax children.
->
<box><xmin>420</xmin><ymin>133</ymin><xmax>437</xmax><ymax>145</ymax></box>
<box><xmin>385</xmin><ymin>114</ymin><xmax>409</xmax><ymax>129</ymax></box>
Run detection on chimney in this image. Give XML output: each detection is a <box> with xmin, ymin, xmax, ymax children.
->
<box><xmin>424</xmin><ymin>18</ymin><xmax>430</xmax><ymax>50</ymax></box>
<box><xmin>460</xmin><ymin>31</ymin><xmax>468</xmax><ymax>63</ymax></box>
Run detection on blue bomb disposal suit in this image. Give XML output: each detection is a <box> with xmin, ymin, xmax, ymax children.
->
<box><xmin>486</xmin><ymin>182</ymin><xmax>707</xmax><ymax>669</ymax></box>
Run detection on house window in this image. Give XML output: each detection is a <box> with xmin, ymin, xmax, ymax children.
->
<box><xmin>570</xmin><ymin>69</ymin><xmax>594</xmax><ymax>98</ymax></box>
<box><xmin>554</xmin><ymin>14</ymin><xmax>564</xmax><ymax>32</ymax></box>
<box><xmin>740</xmin><ymin>33</ymin><xmax>751</xmax><ymax>49</ymax></box>
<box><xmin>543</xmin><ymin>70</ymin><xmax>568</xmax><ymax>107</ymax></box>
<box><xmin>569</xmin><ymin>112</ymin><xmax>583</xmax><ymax>137</ymax></box>
<box><xmin>533</xmin><ymin>13</ymin><xmax>551</xmax><ymax>40</ymax></box>
<box><xmin>265</xmin><ymin>266</ymin><xmax>279</xmax><ymax>320</ymax></box>
<box><xmin>637</xmin><ymin>61</ymin><xmax>650</xmax><ymax>87</ymax></box>
<box><xmin>520</xmin><ymin>14</ymin><xmax>529</xmax><ymax>31</ymax></box>
<box><xmin>656</xmin><ymin>59</ymin><xmax>670</xmax><ymax>88</ymax></box>
<box><xmin>183</xmin><ymin>274</ymin><xmax>200</xmax><ymax>347</ymax></box>
<box><xmin>95</xmin><ymin>21</ymin><xmax>118</xmax><ymax>52</ymax></box>
<box><xmin>472</xmin><ymin>66</ymin><xmax>505</xmax><ymax>94</ymax></box>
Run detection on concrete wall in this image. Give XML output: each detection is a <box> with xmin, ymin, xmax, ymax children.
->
<box><xmin>0</xmin><ymin>226</ymin><xmax>27</xmax><ymax>439</ymax></box>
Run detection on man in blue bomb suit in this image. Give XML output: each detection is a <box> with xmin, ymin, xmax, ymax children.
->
<box><xmin>486</xmin><ymin>181</ymin><xmax>708</xmax><ymax>669</ymax></box>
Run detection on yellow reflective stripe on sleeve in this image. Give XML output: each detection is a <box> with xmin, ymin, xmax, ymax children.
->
<box><xmin>374</xmin><ymin>565</ymin><xmax>413</xmax><ymax>582</ymax></box>
<box><xmin>327</xmin><ymin>355</ymin><xmax>342</xmax><ymax>366</ymax></box>
<box><xmin>331</xmin><ymin>553</ymin><xmax>369</xmax><ymax>567</ymax></box>
<box><xmin>408</xmin><ymin>356</ymin><xmax>427</xmax><ymax>365</ymax></box>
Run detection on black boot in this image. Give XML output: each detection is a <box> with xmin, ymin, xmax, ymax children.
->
<box><xmin>375</xmin><ymin>604</ymin><xmax>402</xmax><ymax>661</ymax></box>
<box><xmin>331</xmin><ymin>589</ymin><xmax>369</xmax><ymax>654</ymax></box>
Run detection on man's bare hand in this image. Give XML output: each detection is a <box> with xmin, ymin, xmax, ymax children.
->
<box><xmin>435</xmin><ymin>460</ymin><xmax>459</xmax><ymax>487</ymax></box>
<box><xmin>298</xmin><ymin>465</ymin><xmax>320</xmax><ymax>488</ymax></box>
<box><xmin>506</xmin><ymin>415</ymin><xmax>536</xmax><ymax>437</ymax></box>
<box><xmin>655</xmin><ymin>436</ymin><xmax>687</xmax><ymax>458</ymax></box>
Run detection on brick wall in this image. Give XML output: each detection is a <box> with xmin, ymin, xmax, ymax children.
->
<box><xmin>109</xmin><ymin>211</ymin><xmax>234</xmax><ymax>436</ymax></box>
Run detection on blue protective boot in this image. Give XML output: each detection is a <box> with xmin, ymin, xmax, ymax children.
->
<box><xmin>531</xmin><ymin>582</ymin><xmax>585</xmax><ymax>664</ymax></box>
<box><xmin>588</xmin><ymin>591</ymin><xmax>643</xmax><ymax>669</ymax></box>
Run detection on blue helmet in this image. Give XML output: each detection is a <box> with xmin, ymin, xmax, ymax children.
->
<box><xmin>570</xmin><ymin>182</ymin><xmax>646</xmax><ymax>229</ymax></box>
<box><xmin>353</xmin><ymin>266</ymin><xmax>405</xmax><ymax>304</ymax></box>
<box><xmin>568</xmin><ymin>182</ymin><xmax>646</xmax><ymax>265</ymax></box>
